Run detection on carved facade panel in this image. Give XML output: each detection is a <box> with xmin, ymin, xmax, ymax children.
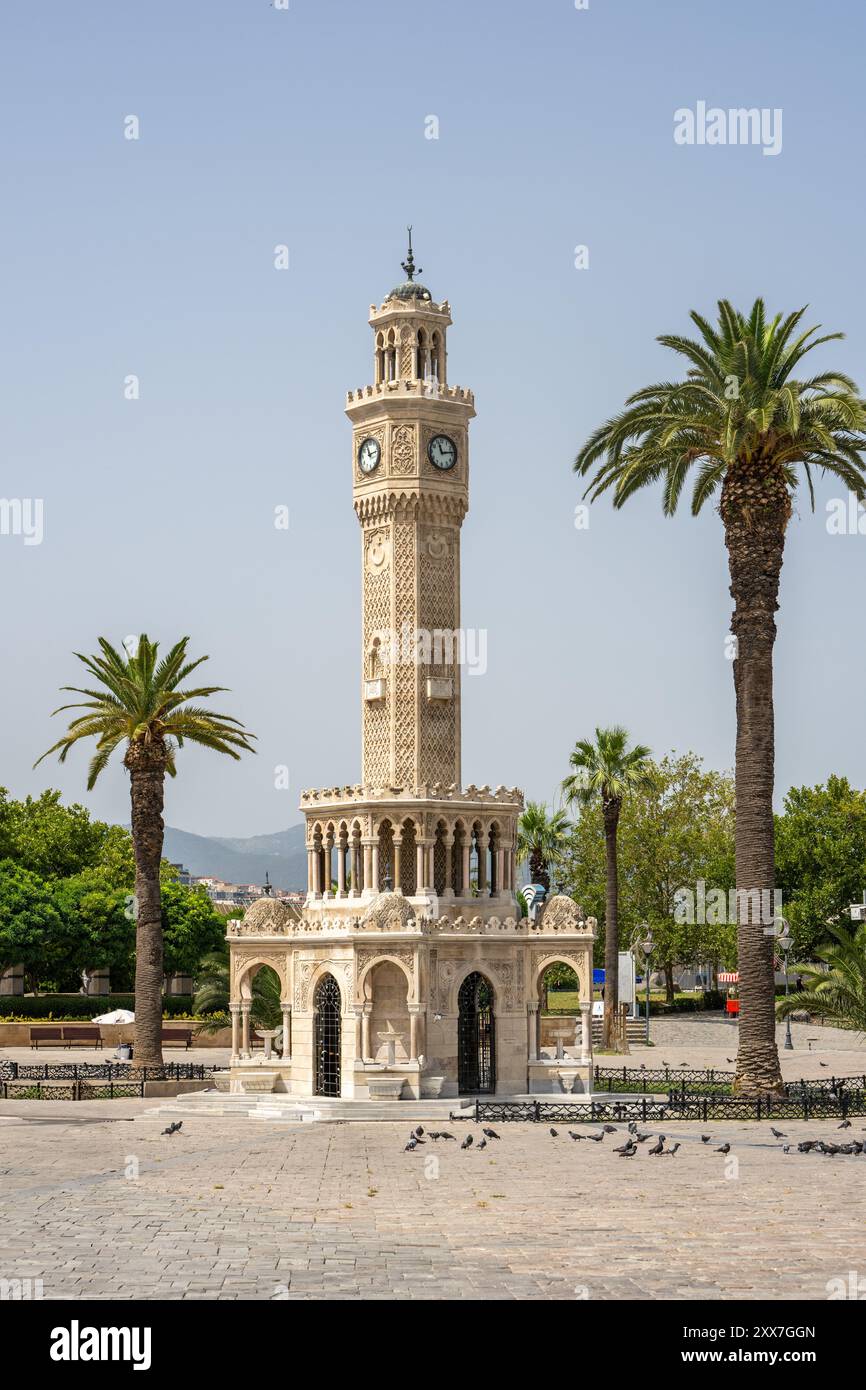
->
<box><xmin>390</xmin><ymin>423</ymin><xmax>417</xmax><ymax>475</ymax></box>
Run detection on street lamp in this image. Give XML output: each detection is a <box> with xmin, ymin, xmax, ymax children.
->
<box><xmin>639</xmin><ymin>924</ymin><xmax>654</xmax><ymax>1045</ymax></box>
<box><xmin>778</xmin><ymin>919</ymin><xmax>794</xmax><ymax>1051</ymax></box>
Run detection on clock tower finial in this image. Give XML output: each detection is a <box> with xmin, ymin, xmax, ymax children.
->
<box><xmin>401</xmin><ymin>225</ymin><xmax>421</xmax><ymax>283</ymax></box>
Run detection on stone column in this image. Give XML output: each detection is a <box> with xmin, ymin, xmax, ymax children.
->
<box><xmin>229</xmin><ymin>1003</ymin><xmax>240</xmax><ymax>1063</ymax></box>
<box><xmin>461</xmin><ymin>843</ymin><xmax>471</xmax><ymax>897</ymax></box>
<box><xmin>371</xmin><ymin>841</ymin><xmax>380</xmax><ymax>891</ymax></box>
<box><xmin>361</xmin><ymin>1004</ymin><xmax>372</xmax><ymax>1062</ymax></box>
<box><xmin>495</xmin><ymin>848</ymin><xmax>505</xmax><ymax>898</ymax></box>
<box><xmin>408</xmin><ymin>1004</ymin><xmax>424</xmax><ymax>1063</ymax></box>
<box><xmin>527</xmin><ymin>1003</ymin><xmax>538</xmax><ymax>1062</ymax></box>
<box><xmin>477</xmin><ymin>840</ymin><xmax>488</xmax><ymax>895</ymax></box>
<box><xmin>281</xmin><ymin>1001</ymin><xmax>292</xmax><ymax>1059</ymax></box>
<box><xmin>321</xmin><ymin>841</ymin><xmax>332</xmax><ymax>899</ymax></box>
<box><xmin>393</xmin><ymin>838</ymin><xmax>402</xmax><ymax>893</ymax></box>
<box><xmin>416</xmin><ymin>842</ymin><xmax>427</xmax><ymax>893</ymax></box>
<box><xmin>337</xmin><ymin>840</ymin><xmax>347</xmax><ymax>897</ymax></box>
<box><xmin>363</xmin><ymin>840</ymin><xmax>373</xmax><ymax>894</ymax></box>
<box><xmin>441</xmin><ymin>836</ymin><xmax>455</xmax><ymax>899</ymax></box>
<box><xmin>240</xmin><ymin>1002</ymin><xmax>251</xmax><ymax>1059</ymax></box>
<box><xmin>579</xmin><ymin>1001</ymin><xmax>591</xmax><ymax>1064</ymax></box>
<box><xmin>351</xmin><ymin>840</ymin><xmax>361</xmax><ymax>897</ymax></box>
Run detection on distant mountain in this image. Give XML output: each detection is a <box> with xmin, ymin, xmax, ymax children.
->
<box><xmin>162</xmin><ymin>823</ymin><xmax>307</xmax><ymax>892</ymax></box>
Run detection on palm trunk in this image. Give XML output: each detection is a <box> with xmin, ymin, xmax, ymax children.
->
<box><xmin>601</xmin><ymin>798</ymin><xmax>620</xmax><ymax>1049</ymax></box>
<box><xmin>125</xmin><ymin>741</ymin><xmax>167</xmax><ymax>1069</ymax></box>
<box><xmin>529</xmin><ymin>849</ymin><xmax>549</xmax><ymax>893</ymax></box>
<box><xmin>723</xmin><ymin>468</ymin><xmax>787</xmax><ymax>1096</ymax></box>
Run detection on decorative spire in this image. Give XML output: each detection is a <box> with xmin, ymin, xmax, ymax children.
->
<box><xmin>401</xmin><ymin>225</ymin><xmax>422</xmax><ymax>283</ymax></box>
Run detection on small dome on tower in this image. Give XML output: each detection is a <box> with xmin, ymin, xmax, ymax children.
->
<box><xmin>385</xmin><ymin>227</ymin><xmax>432</xmax><ymax>303</ymax></box>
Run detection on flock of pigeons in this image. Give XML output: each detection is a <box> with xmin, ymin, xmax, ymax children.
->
<box><xmin>401</xmin><ymin>1115</ymin><xmax>866</xmax><ymax>1157</ymax></box>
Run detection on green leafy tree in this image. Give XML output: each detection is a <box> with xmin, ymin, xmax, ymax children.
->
<box><xmin>558</xmin><ymin>752</ymin><xmax>736</xmax><ymax>1002</ymax></box>
<box><xmin>574</xmin><ymin>300</ymin><xmax>866</xmax><ymax>1094</ymax></box>
<box><xmin>516</xmin><ymin>802</ymin><xmax>572</xmax><ymax>893</ymax></box>
<box><xmin>161</xmin><ymin>881</ymin><xmax>226</xmax><ymax>978</ymax></box>
<box><xmin>0</xmin><ymin>788</ymin><xmax>110</xmax><ymax>879</ymax></box>
<box><xmin>0</xmin><ymin>860</ymin><xmax>63</xmax><ymax>991</ymax></box>
<box><xmin>49</xmin><ymin>869</ymin><xmax>135</xmax><ymax>988</ymax></box>
<box><xmin>562</xmin><ymin>727</ymin><xmax>657</xmax><ymax>1048</ymax></box>
<box><xmin>36</xmin><ymin>635</ymin><xmax>256</xmax><ymax>1068</ymax></box>
<box><xmin>775</xmin><ymin>776</ymin><xmax>866</xmax><ymax>958</ymax></box>
<box><xmin>776</xmin><ymin>922</ymin><xmax>866</xmax><ymax>1031</ymax></box>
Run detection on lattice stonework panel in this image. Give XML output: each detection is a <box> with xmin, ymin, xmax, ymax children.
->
<box><xmin>363</xmin><ymin>528</ymin><xmax>392</xmax><ymax>785</ymax></box>
<box><xmin>393</xmin><ymin>519</ymin><xmax>417</xmax><ymax>784</ymax></box>
<box><xmin>418</xmin><ymin>524</ymin><xmax>459</xmax><ymax>784</ymax></box>
<box><xmin>391</xmin><ymin>424</ymin><xmax>417</xmax><ymax>476</ymax></box>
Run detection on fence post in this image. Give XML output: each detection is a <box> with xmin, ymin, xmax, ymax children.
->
<box><xmin>534</xmin><ymin>1101</ymin><xmax>541</xmax><ymax>1123</ymax></box>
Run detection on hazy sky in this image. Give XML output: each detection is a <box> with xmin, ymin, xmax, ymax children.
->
<box><xmin>2</xmin><ymin>0</ymin><xmax>865</xmax><ymax>839</ymax></box>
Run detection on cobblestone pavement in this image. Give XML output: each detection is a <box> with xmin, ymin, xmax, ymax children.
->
<box><xmin>1</xmin><ymin>1101</ymin><xmax>864</xmax><ymax>1300</ymax></box>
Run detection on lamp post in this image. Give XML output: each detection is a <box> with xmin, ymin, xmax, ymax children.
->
<box><xmin>778</xmin><ymin>919</ymin><xmax>794</xmax><ymax>1051</ymax></box>
<box><xmin>639</xmin><ymin>924</ymin><xmax>654</xmax><ymax>1045</ymax></box>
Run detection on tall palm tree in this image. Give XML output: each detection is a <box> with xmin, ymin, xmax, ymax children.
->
<box><xmin>562</xmin><ymin>727</ymin><xmax>656</xmax><ymax>1049</ymax></box>
<box><xmin>776</xmin><ymin>923</ymin><xmax>866</xmax><ymax>1033</ymax></box>
<box><xmin>36</xmin><ymin>635</ymin><xmax>255</xmax><ymax>1068</ymax></box>
<box><xmin>574</xmin><ymin>300</ymin><xmax>866</xmax><ymax>1092</ymax></box>
<box><xmin>516</xmin><ymin>801</ymin><xmax>572</xmax><ymax>893</ymax></box>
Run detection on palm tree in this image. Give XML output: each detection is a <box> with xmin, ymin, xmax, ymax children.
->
<box><xmin>776</xmin><ymin>923</ymin><xmax>866</xmax><ymax>1033</ymax></box>
<box><xmin>516</xmin><ymin>801</ymin><xmax>572</xmax><ymax>893</ymax></box>
<box><xmin>194</xmin><ymin>945</ymin><xmax>282</xmax><ymax>1034</ymax></box>
<box><xmin>574</xmin><ymin>300</ymin><xmax>866</xmax><ymax>1093</ymax></box>
<box><xmin>562</xmin><ymin>727</ymin><xmax>656</xmax><ymax>1049</ymax></box>
<box><xmin>36</xmin><ymin>635</ymin><xmax>255</xmax><ymax>1067</ymax></box>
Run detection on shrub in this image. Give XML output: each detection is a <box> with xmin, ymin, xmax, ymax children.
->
<box><xmin>0</xmin><ymin>993</ymin><xmax>199</xmax><ymax>1020</ymax></box>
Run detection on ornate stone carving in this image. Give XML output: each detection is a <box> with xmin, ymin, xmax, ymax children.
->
<box><xmin>360</xmin><ymin>892</ymin><xmax>415</xmax><ymax>932</ymax></box>
<box><xmin>391</xmin><ymin>423</ymin><xmax>417</xmax><ymax>475</ymax></box>
<box><xmin>537</xmin><ymin>894</ymin><xmax>586</xmax><ymax>933</ymax></box>
<box><xmin>233</xmin><ymin>898</ymin><xmax>296</xmax><ymax>936</ymax></box>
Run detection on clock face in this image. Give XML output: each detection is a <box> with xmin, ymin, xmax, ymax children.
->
<box><xmin>428</xmin><ymin>434</ymin><xmax>457</xmax><ymax>471</ymax></box>
<box><xmin>358</xmin><ymin>437</ymin><xmax>381</xmax><ymax>475</ymax></box>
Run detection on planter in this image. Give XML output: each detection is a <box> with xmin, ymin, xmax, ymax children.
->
<box><xmin>366</xmin><ymin>1076</ymin><xmax>405</xmax><ymax>1101</ymax></box>
<box><xmin>238</xmin><ymin>1071</ymin><xmax>278</xmax><ymax>1094</ymax></box>
<box><xmin>420</xmin><ymin>1075</ymin><xmax>446</xmax><ymax>1099</ymax></box>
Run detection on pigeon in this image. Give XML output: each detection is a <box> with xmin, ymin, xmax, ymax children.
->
<box><xmin>627</xmin><ymin>1122</ymin><xmax>637</xmax><ymax>1134</ymax></box>
<box><xmin>782</xmin><ymin>1145</ymin><xmax>791</xmax><ymax>1153</ymax></box>
<box><xmin>428</xmin><ymin>1131</ymin><xmax>441</xmax><ymax>1141</ymax></box>
<box><xmin>797</xmin><ymin>1141</ymin><xmax>816</xmax><ymax>1152</ymax></box>
<box><xmin>482</xmin><ymin>1127</ymin><xmax>500</xmax><ymax>1140</ymax></box>
<box><xmin>549</xmin><ymin>1128</ymin><xmax>559</xmax><ymax>1138</ymax></box>
<box><xmin>587</xmin><ymin>1131</ymin><xmax>605</xmax><ymax>1143</ymax></box>
<box><xmin>568</xmin><ymin>1131</ymin><xmax>585</xmax><ymax>1141</ymax></box>
<box><xmin>602</xmin><ymin>1125</ymin><xmax>618</xmax><ymax>1134</ymax></box>
<box><xmin>415</xmin><ymin>1126</ymin><xmax>425</xmax><ymax>1137</ymax></box>
<box><xmin>408</xmin><ymin>1133</ymin><xmax>425</xmax><ymax>1144</ymax></box>
<box><xmin>460</xmin><ymin>1134</ymin><xmax>473</xmax><ymax>1150</ymax></box>
<box><xmin>648</xmin><ymin>1136</ymin><xmax>666</xmax><ymax>1155</ymax></box>
<box><xmin>726</xmin><ymin>1057</ymin><xmax>734</xmax><ymax>1064</ymax></box>
<box><xmin>477</xmin><ymin>1137</ymin><xmax>487</xmax><ymax>1150</ymax></box>
<box><xmin>161</xmin><ymin>1121</ymin><xmax>182</xmax><ymax>1136</ymax></box>
<box><xmin>634</xmin><ymin>1131</ymin><xmax>653</xmax><ymax>1143</ymax></box>
<box><xmin>851</xmin><ymin>1141</ymin><xmax>864</xmax><ymax>1154</ymax></box>
<box><xmin>819</xmin><ymin>1062</ymin><xmax>828</xmax><ymax>1067</ymax></box>
<box><xmin>439</xmin><ymin>1132</ymin><xmax>456</xmax><ymax>1141</ymax></box>
<box><xmin>617</xmin><ymin>1145</ymin><xmax>637</xmax><ymax>1158</ymax></box>
<box><xmin>614</xmin><ymin>1139</ymin><xmax>637</xmax><ymax>1155</ymax></box>
<box><xmin>660</xmin><ymin>1143</ymin><xmax>681</xmax><ymax>1157</ymax></box>
<box><xmin>838</xmin><ymin>1144</ymin><xmax>854</xmax><ymax>1155</ymax></box>
<box><xmin>700</xmin><ymin>1135</ymin><xmax>712</xmax><ymax>1144</ymax></box>
<box><xmin>404</xmin><ymin>1138</ymin><xmax>418</xmax><ymax>1151</ymax></box>
<box><xmin>770</xmin><ymin>1127</ymin><xmax>787</xmax><ymax>1139</ymax></box>
<box><xmin>715</xmin><ymin>1143</ymin><xmax>731</xmax><ymax>1154</ymax></box>
<box><xmin>838</xmin><ymin>1120</ymin><xmax>852</xmax><ymax>1130</ymax></box>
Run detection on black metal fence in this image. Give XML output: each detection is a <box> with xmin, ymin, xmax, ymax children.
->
<box><xmin>476</xmin><ymin>1091</ymin><xmax>866</xmax><ymax>1124</ymax></box>
<box><xmin>0</xmin><ymin>1060</ymin><xmax>216</xmax><ymax>1098</ymax></box>
<box><xmin>593</xmin><ymin>1065</ymin><xmax>866</xmax><ymax>1098</ymax></box>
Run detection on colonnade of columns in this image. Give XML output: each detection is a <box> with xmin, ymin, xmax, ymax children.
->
<box><xmin>306</xmin><ymin>820</ymin><xmax>518</xmax><ymax>901</ymax></box>
<box><xmin>230</xmin><ymin>999</ymin><xmax>292</xmax><ymax>1063</ymax></box>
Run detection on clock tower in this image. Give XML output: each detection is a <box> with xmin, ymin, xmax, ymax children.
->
<box><xmin>346</xmin><ymin>233</ymin><xmax>475</xmax><ymax>790</ymax></box>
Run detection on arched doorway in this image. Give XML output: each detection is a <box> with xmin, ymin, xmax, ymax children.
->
<box><xmin>458</xmin><ymin>972</ymin><xmax>496</xmax><ymax>1094</ymax></box>
<box><xmin>314</xmin><ymin>973</ymin><xmax>341</xmax><ymax>1097</ymax></box>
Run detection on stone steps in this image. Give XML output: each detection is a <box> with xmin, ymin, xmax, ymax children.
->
<box><xmin>145</xmin><ymin>1089</ymin><xmax>481</xmax><ymax>1125</ymax></box>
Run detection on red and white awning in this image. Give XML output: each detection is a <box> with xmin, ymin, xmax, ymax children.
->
<box><xmin>718</xmin><ymin>971</ymin><xmax>739</xmax><ymax>984</ymax></box>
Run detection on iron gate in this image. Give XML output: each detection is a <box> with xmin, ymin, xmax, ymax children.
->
<box><xmin>458</xmin><ymin>971</ymin><xmax>496</xmax><ymax>1094</ymax></box>
<box><xmin>314</xmin><ymin>974</ymin><xmax>341</xmax><ymax>1097</ymax></box>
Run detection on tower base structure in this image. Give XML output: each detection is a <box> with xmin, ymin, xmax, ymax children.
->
<box><xmin>226</xmin><ymin>785</ymin><xmax>596</xmax><ymax>1101</ymax></box>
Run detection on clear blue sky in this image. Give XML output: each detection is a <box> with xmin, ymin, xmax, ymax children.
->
<box><xmin>2</xmin><ymin>0</ymin><xmax>865</xmax><ymax>838</ymax></box>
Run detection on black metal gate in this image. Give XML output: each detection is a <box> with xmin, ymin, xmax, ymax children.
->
<box><xmin>314</xmin><ymin>974</ymin><xmax>341</xmax><ymax>1097</ymax></box>
<box><xmin>458</xmin><ymin>972</ymin><xmax>496</xmax><ymax>1094</ymax></box>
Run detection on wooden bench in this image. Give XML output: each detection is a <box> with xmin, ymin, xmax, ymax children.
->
<box><xmin>160</xmin><ymin>1027</ymin><xmax>193</xmax><ymax>1049</ymax></box>
<box><xmin>30</xmin><ymin>1026</ymin><xmax>65</xmax><ymax>1049</ymax></box>
<box><xmin>62</xmin><ymin>1026</ymin><xmax>104</xmax><ymax>1049</ymax></box>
